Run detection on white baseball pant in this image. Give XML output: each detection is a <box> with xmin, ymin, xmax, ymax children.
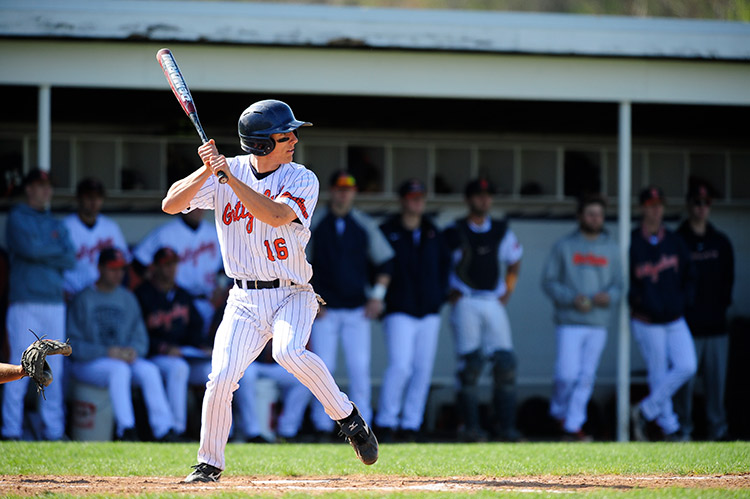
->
<box><xmin>2</xmin><ymin>303</ymin><xmax>67</xmax><ymax>440</ymax></box>
<box><xmin>309</xmin><ymin>306</ymin><xmax>372</xmax><ymax>432</ymax></box>
<box><xmin>375</xmin><ymin>313</ymin><xmax>440</xmax><ymax>431</ymax></box>
<box><xmin>451</xmin><ymin>295</ymin><xmax>513</xmax><ymax>355</ymax></box>
<box><xmin>632</xmin><ymin>317</ymin><xmax>697</xmax><ymax>435</ymax></box>
<box><xmin>549</xmin><ymin>325</ymin><xmax>607</xmax><ymax>433</ymax></box>
<box><xmin>71</xmin><ymin>357</ymin><xmax>175</xmax><ymax>439</ymax></box>
<box><xmin>198</xmin><ymin>285</ymin><xmax>352</xmax><ymax>470</ymax></box>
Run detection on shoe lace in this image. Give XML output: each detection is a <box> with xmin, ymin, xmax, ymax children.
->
<box><xmin>192</xmin><ymin>463</ymin><xmax>220</xmax><ymax>476</ymax></box>
<box><xmin>339</xmin><ymin>426</ymin><xmax>369</xmax><ymax>445</ymax></box>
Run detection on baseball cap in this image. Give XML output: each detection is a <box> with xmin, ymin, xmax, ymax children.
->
<box><xmin>464</xmin><ymin>178</ymin><xmax>495</xmax><ymax>197</ymax></box>
<box><xmin>98</xmin><ymin>247</ymin><xmax>128</xmax><ymax>269</ymax></box>
<box><xmin>153</xmin><ymin>247</ymin><xmax>180</xmax><ymax>265</ymax></box>
<box><xmin>686</xmin><ymin>180</ymin><xmax>713</xmax><ymax>204</ymax></box>
<box><xmin>329</xmin><ymin>171</ymin><xmax>357</xmax><ymax>189</ymax></box>
<box><xmin>76</xmin><ymin>177</ymin><xmax>105</xmax><ymax>198</ymax></box>
<box><xmin>398</xmin><ymin>178</ymin><xmax>426</xmax><ymax>198</ymax></box>
<box><xmin>639</xmin><ymin>186</ymin><xmax>665</xmax><ymax>206</ymax></box>
<box><xmin>22</xmin><ymin>168</ymin><xmax>51</xmax><ymax>188</ymax></box>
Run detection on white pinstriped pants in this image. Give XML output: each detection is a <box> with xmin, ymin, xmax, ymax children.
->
<box><xmin>197</xmin><ymin>284</ymin><xmax>353</xmax><ymax>470</ymax></box>
<box><xmin>2</xmin><ymin>302</ymin><xmax>67</xmax><ymax>440</ymax></box>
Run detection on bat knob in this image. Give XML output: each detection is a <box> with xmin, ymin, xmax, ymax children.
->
<box><xmin>217</xmin><ymin>171</ymin><xmax>229</xmax><ymax>184</ymax></box>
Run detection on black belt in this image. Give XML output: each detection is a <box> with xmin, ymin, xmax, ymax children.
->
<box><xmin>234</xmin><ymin>278</ymin><xmax>292</xmax><ymax>289</ymax></box>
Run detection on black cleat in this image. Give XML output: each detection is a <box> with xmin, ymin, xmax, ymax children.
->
<box><xmin>631</xmin><ymin>405</ymin><xmax>649</xmax><ymax>442</ymax></box>
<box><xmin>336</xmin><ymin>403</ymin><xmax>379</xmax><ymax>465</ymax></box>
<box><xmin>184</xmin><ymin>463</ymin><xmax>222</xmax><ymax>483</ymax></box>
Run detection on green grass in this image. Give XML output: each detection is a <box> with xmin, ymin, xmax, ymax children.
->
<box><xmin>1</xmin><ymin>441</ymin><xmax>748</xmax><ymax>497</ymax></box>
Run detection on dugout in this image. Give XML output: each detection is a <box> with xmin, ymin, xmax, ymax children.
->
<box><xmin>1</xmin><ymin>0</ymin><xmax>749</xmax><ymax>441</ymax></box>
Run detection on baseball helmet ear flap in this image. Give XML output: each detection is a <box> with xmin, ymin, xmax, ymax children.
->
<box><xmin>239</xmin><ymin>135</ymin><xmax>275</xmax><ymax>156</ymax></box>
<box><xmin>238</xmin><ymin>100</ymin><xmax>311</xmax><ymax>156</ymax></box>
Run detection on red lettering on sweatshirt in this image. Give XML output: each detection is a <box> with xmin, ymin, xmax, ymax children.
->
<box><xmin>572</xmin><ymin>252</ymin><xmax>609</xmax><ymax>267</ymax></box>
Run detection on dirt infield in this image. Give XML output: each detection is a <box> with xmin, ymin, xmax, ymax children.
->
<box><xmin>1</xmin><ymin>473</ymin><xmax>748</xmax><ymax>495</ymax></box>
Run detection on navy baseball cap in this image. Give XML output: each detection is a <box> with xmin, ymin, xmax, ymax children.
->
<box><xmin>398</xmin><ymin>178</ymin><xmax>426</xmax><ymax>198</ymax></box>
<box><xmin>686</xmin><ymin>181</ymin><xmax>714</xmax><ymax>203</ymax></box>
<box><xmin>76</xmin><ymin>177</ymin><xmax>105</xmax><ymax>198</ymax></box>
<box><xmin>22</xmin><ymin>168</ymin><xmax>51</xmax><ymax>188</ymax></box>
<box><xmin>153</xmin><ymin>247</ymin><xmax>179</xmax><ymax>265</ymax></box>
<box><xmin>98</xmin><ymin>247</ymin><xmax>127</xmax><ymax>269</ymax></box>
<box><xmin>464</xmin><ymin>178</ymin><xmax>495</xmax><ymax>197</ymax></box>
<box><xmin>639</xmin><ymin>186</ymin><xmax>665</xmax><ymax>206</ymax></box>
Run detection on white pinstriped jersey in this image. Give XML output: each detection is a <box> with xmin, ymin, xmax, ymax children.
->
<box><xmin>62</xmin><ymin>213</ymin><xmax>130</xmax><ymax>295</ymax></box>
<box><xmin>187</xmin><ymin>156</ymin><xmax>319</xmax><ymax>285</ymax></box>
<box><xmin>133</xmin><ymin>218</ymin><xmax>222</xmax><ymax>298</ymax></box>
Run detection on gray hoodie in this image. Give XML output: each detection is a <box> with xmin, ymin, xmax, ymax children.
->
<box><xmin>6</xmin><ymin>203</ymin><xmax>76</xmax><ymax>304</ymax></box>
<box><xmin>67</xmin><ymin>285</ymin><xmax>149</xmax><ymax>362</ymax></box>
<box><xmin>541</xmin><ymin>229</ymin><xmax>622</xmax><ymax>327</ymax></box>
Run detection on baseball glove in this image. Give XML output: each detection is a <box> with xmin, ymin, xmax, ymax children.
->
<box><xmin>21</xmin><ymin>330</ymin><xmax>72</xmax><ymax>398</ymax></box>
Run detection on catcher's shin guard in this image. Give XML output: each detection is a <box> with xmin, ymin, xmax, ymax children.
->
<box><xmin>492</xmin><ymin>349</ymin><xmax>519</xmax><ymax>440</ymax></box>
<box><xmin>457</xmin><ymin>349</ymin><xmax>484</xmax><ymax>435</ymax></box>
<box><xmin>336</xmin><ymin>403</ymin><xmax>378</xmax><ymax>465</ymax></box>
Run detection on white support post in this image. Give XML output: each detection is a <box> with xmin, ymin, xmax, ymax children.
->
<box><xmin>37</xmin><ymin>84</ymin><xmax>52</xmax><ymax>172</ymax></box>
<box><xmin>617</xmin><ymin>101</ymin><xmax>632</xmax><ymax>442</ymax></box>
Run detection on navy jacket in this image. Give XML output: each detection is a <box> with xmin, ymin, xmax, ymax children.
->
<box><xmin>380</xmin><ymin>215</ymin><xmax>450</xmax><ymax>318</ymax></box>
<box><xmin>308</xmin><ymin>208</ymin><xmax>393</xmax><ymax>309</ymax></box>
<box><xmin>135</xmin><ymin>280</ymin><xmax>206</xmax><ymax>356</ymax></box>
<box><xmin>629</xmin><ymin>226</ymin><xmax>695</xmax><ymax>324</ymax></box>
<box><xmin>676</xmin><ymin>221</ymin><xmax>734</xmax><ymax>336</ymax></box>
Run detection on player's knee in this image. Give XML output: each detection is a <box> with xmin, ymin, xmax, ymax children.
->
<box><xmin>492</xmin><ymin>349</ymin><xmax>517</xmax><ymax>386</ymax></box>
<box><xmin>272</xmin><ymin>346</ymin><xmax>305</xmax><ymax>374</ymax></box>
<box><xmin>458</xmin><ymin>349</ymin><xmax>484</xmax><ymax>386</ymax></box>
<box><xmin>110</xmin><ymin>359</ymin><xmax>132</xmax><ymax>380</ymax></box>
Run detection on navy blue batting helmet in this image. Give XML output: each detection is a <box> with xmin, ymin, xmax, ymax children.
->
<box><xmin>238</xmin><ymin>100</ymin><xmax>312</xmax><ymax>156</ymax></box>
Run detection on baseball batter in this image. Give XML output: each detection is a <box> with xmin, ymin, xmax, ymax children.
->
<box><xmin>161</xmin><ymin>100</ymin><xmax>378</xmax><ymax>483</ymax></box>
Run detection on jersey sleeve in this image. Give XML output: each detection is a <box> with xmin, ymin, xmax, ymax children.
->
<box><xmin>499</xmin><ymin>228</ymin><xmax>523</xmax><ymax>265</ymax></box>
<box><xmin>185</xmin><ymin>171</ymin><xmax>218</xmax><ymax>212</ymax></box>
<box><xmin>277</xmin><ymin>167</ymin><xmax>319</xmax><ymax>229</ymax></box>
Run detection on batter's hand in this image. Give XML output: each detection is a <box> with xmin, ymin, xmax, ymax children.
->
<box><xmin>208</xmin><ymin>154</ymin><xmax>232</xmax><ymax>182</ymax></box>
<box><xmin>198</xmin><ymin>139</ymin><xmax>219</xmax><ymax>167</ymax></box>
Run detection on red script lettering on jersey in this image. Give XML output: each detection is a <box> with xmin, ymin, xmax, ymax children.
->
<box><xmin>634</xmin><ymin>254</ymin><xmax>679</xmax><ymax>283</ymax></box>
<box><xmin>77</xmin><ymin>238</ymin><xmax>116</xmax><ymax>263</ymax></box>
<box><xmin>222</xmin><ymin>201</ymin><xmax>254</xmax><ymax>233</ymax></box>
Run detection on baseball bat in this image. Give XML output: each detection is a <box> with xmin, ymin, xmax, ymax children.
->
<box><xmin>156</xmin><ymin>48</ymin><xmax>228</xmax><ymax>184</ymax></box>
